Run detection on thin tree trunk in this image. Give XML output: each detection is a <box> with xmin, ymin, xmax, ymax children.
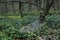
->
<box><xmin>38</xmin><ymin>0</ymin><xmax>41</xmax><ymax>11</ymax></box>
<box><xmin>36</xmin><ymin>0</ymin><xmax>39</xmax><ymax>11</ymax></box>
<box><xmin>45</xmin><ymin>0</ymin><xmax>54</xmax><ymax>16</ymax></box>
<box><xmin>5</xmin><ymin>0</ymin><xmax>7</xmax><ymax>13</ymax></box>
<box><xmin>39</xmin><ymin>0</ymin><xmax>54</xmax><ymax>23</ymax></box>
<box><xmin>19</xmin><ymin>1</ymin><xmax>23</xmax><ymax>18</ymax></box>
<box><xmin>12</xmin><ymin>0</ymin><xmax>15</xmax><ymax>12</ymax></box>
<box><xmin>28</xmin><ymin>0</ymin><xmax>32</xmax><ymax>11</ymax></box>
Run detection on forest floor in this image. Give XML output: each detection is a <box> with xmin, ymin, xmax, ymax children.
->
<box><xmin>19</xmin><ymin>21</ymin><xmax>44</xmax><ymax>32</ymax></box>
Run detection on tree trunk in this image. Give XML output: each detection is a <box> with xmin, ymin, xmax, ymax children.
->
<box><xmin>39</xmin><ymin>0</ymin><xmax>54</xmax><ymax>23</ymax></box>
<box><xmin>28</xmin><ymin>0</ymin><xmax>32</xmax><ymax>11</ymax></box>
<box><xmin>19</xmin><ymin>1</ymin><xmax>23</xmax><ymax>18</ymax></box>
<box><xmin>5</xmin><ymin>0</ymin><xmax>7</xmax><ymax>13</ymax></box>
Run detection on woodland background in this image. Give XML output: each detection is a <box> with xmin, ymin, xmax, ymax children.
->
<box><xmin>0</xmin><ymin>0</ymin><xmax>60</xmax><ymax>40</ymax></box>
